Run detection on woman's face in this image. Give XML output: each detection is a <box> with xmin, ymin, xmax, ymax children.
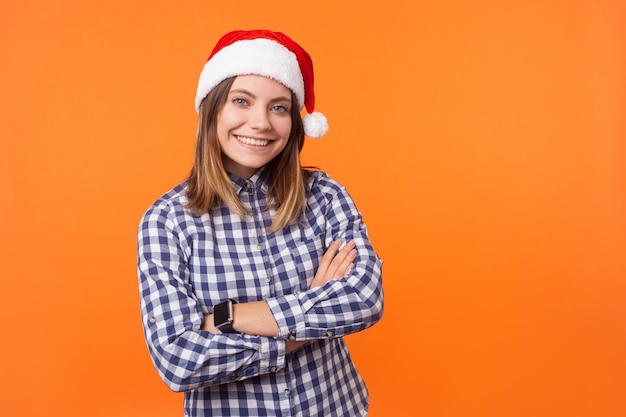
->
<box><xmin>216</xmin><ymin>75</ymin><xmax>293</xmax><ymax>179</ymax></box>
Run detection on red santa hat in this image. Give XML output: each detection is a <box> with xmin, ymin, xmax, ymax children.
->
<box><xmin>195</xmin><ymin>29</ymin><xmax>328</xmax><ymax>138</ymax></box>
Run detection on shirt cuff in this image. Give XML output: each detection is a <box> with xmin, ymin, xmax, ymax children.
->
<box><xmin>265</xmin><ymin>294</ymin><xmax>307</xmax><ymax>340</ymax></box>
<box><xmin>257</xmin><ymin>335</ymin><xmax>286</xmax><ymax>374</ymax></box>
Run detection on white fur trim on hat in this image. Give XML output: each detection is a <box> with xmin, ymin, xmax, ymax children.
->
<box><xmin>195</xmin><ymin>38</ymin><xmax>305</xmax><ymax>111</ymax></box>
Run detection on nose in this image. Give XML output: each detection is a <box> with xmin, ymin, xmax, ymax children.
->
<box><xmin>248</xmin><ymin>105</ymin><xmax>271</xmax><ymax>131</ymax></box>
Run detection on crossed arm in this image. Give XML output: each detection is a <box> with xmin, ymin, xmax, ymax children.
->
<box><xmin>201</xmin><ymin>239</ymin><xmax>357</xmax><ymax>352</ymax></box>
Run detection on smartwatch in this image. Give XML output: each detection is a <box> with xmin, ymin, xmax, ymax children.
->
<box><xmin>213</xmin><ymin>299</ymin><xmax>237</xmax><ymax>333</ymax></box>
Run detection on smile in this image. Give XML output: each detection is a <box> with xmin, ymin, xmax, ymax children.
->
<box><xmin>236</xmin><ymin>136</ymin><xmax>270</xmax><ymax>147</ymax></box>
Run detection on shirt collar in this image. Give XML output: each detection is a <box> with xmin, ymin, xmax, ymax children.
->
<box><xmin>228</xmin><ymin>167</ymin><xmax>270</xmax><ymax>194</ymax></box>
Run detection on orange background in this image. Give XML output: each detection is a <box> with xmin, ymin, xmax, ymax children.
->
<box><xmin>1</xmin><ymin>1</ymin><xmax>625</xmax><ymax>416</ymax></box>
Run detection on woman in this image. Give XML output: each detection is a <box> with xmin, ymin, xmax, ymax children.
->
<box><xmin>138</xmin><ymin>29</ymin><xmax>384</xmax><ymax>416</ymax></box>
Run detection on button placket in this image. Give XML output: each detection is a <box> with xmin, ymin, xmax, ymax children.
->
<box><xmin>248</xmin><ymin>179</ymin><xmax>275</xmax><ymax>298</ymax></box>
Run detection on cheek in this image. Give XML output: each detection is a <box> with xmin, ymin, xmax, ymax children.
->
<box><xmin>217</xmin><ymin>106</ymin><xmax>245</xmax><ymax>130</ymax></box>
<box><xmin>216</xmin><ymin>113</ymin><xmax>232</xmax><ymax>131</ymax></box>
<box><xmin>276</xmin><ymin>118</ymin><xmax>293</xmax><ymax>137</ymax></box>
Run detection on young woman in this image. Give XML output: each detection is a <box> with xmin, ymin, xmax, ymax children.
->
<box><xmin>137</xmin><ymin>29</ymin><xmax>384</xmax><ymax>416</ymax></box>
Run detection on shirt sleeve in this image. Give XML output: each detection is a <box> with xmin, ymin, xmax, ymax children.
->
<box><xmin>265</xmin><ymin>179</ymin><xmax>384</xmax><ymax>341</ymax></box>
<box><xmin>137</xmin><ymin>201</ymin><xmax>286</xmax><ymax>392</ymax></box>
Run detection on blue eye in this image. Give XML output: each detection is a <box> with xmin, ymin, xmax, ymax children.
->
<box><xmin>271</xmin><ymin>105</ymin><xmax>288</xmax><ymax>112</ymax></box>
<box><xmin>233</xmin><ymin>98</ymin><xmax>248</xmax><ymax>105</ymax></box>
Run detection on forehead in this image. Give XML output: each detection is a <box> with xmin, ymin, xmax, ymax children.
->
<box><xmin>230</xmin><ymin>75</ymin><xmax>292</xmax><ymax>98</ymax></box>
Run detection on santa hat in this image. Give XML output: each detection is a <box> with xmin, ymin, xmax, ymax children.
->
<box><xmin>195</xmin><ymin>29</ymin><xmax>328</xmax><ymax>138</ymax></box>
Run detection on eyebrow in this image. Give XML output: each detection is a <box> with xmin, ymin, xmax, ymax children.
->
<box><xmin>229</xmin><ymin>88</ymin><xmax>291</xmax><ymax>104</ymax></box>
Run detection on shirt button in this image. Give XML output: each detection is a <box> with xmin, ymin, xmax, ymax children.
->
<box><xmin>264</xmin><ymin>276</ymin><xmax>271</xmax><ymax>283</ymax></box>
<box><xmin>234</xmin><ymin>375</ymin><xmax>242</xmax><ymax>381</ymax></box>
<box><xmin>325</xmin><ymin>331</ymin><xmax>333</xmax><ymax>338</ymax></box>
<box><xmin>288</xmin><ymin>333</ymin><xmax>296</xmax><ymax>341</ymax></box>
<box><xmin>256</xmin><ymin>244</ymin><xmax>262</xmax><ymax>250</ymax></box>
<box><xmin>270</xmin><ymin>366</ymin><xmax>278</xmax><ymax>373</ymax></box>
<box><xmin>149</xmin><ymin>316</ymin><xmax>156</xmax><ymax>324</ymax></box>
<box><xmin>284</xmin><ymin>389</ymin><xmax>290</xmax><ymax>395</ymax></box>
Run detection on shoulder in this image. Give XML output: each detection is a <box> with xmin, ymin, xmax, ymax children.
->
<box><xmin>304</xmin><ymin>169</ymin><xmax>357</xmax><ymax>209</ymax></box>
<box><xmin>303</xmin><ymin>170</ymin><xmax>364</xmax><ymax>225</ymax></box>
<box><xmin>306</xmin><ymin>169</ymin><xmax>346</xmax><ymax>196</ymax></box>
<box><xmin>140</xmin><ymin>181</ymin><xmax>190</xmax><ymax>224</ymax></box>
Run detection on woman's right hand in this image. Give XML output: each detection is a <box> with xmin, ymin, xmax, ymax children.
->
<box><xmin>309</xmin><ymin>239</ymin><xmax>356</xmax><ymax>289</ymax></box>
<box><xmin>285</xmin><ymin>240</ymin><xmax>356</xmax><ymax>353</ymax></box>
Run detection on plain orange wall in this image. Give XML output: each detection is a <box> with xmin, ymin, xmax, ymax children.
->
<box><xmin>1</xmin><ymin>1</ymin><xmax>625</xmax><ymax>416</ymax></box>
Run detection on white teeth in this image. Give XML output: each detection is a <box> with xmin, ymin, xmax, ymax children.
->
<box><xmin>237</xmin><ymin>136</ymin><xmax>269</xmax><ymax>146</ymax></box>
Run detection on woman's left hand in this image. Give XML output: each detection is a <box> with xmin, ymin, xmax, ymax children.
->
<box><xmin>201</xmin><ymin>314</ymin><xmax>220</xmax><ymax>333</ymax></box>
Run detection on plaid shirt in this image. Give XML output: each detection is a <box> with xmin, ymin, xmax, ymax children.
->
<box><xmin>137</xmin><ymin>169</ymin><xmax>384</xmax><ymax>416</ymax></box>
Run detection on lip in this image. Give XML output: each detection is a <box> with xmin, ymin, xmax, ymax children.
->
<box><xmin>234</xmin><ymin>135</ymin><xmax>273</xmax><ymax>147</ymax></box>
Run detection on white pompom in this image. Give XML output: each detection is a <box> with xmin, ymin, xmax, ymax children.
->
<box><xmin>302</xmin><ymin>112</ymin><xmax>329</xmax><ymax>138</ymax></box>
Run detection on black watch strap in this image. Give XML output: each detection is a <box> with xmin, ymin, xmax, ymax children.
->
<box><xmin>217</xmin><ymin>321</ymin><xmax>236</xmax><ymax>333</ymax></box>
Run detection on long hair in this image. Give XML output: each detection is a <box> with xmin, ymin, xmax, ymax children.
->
<box><xmin>185</xmin><ymin>77</ymin><xmax>309</xmax><ymax>232</ymax></box>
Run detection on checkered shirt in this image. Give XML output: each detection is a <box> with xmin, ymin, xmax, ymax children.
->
<box><xmin>137</xmin><ymin>169</ymin><xmax>384</xmax><ymax>416</ymax></box>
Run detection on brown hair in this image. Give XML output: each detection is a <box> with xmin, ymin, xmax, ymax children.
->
<box><xmin>185</xmin><ymin>77</ymin><xmax>309</xmax><ymax>232</ymax></box>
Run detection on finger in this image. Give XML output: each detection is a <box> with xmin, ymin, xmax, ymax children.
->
<box><xmin>317</xmin><ymin>239</ymin><xmax>341</xmax><ymax>276</ymax></box>
<box><xmin>334</xmin><ymin>248</ymin><xmax>357</xmax><ymax>278</ymax></box>
<box><xmin>326</xmin><ymin>240</ymin><xmax>356</xmax><ymax>278</ymax></box>
<box><xmin>310</xmin><ymin>240</ymin><xmax>342</xmax><ymax>288</ymax></box>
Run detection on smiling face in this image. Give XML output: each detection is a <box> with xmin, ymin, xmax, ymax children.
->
<box><xmin>216</xmin><ymin>75</ymin><xmax>293</xmax><ymax>179</ymax></box>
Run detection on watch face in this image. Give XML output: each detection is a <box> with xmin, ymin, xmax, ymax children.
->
<box><xmin>214</xmin><ymin>300</ymin><xmax>232</xmax><ymax>325</ymax></box>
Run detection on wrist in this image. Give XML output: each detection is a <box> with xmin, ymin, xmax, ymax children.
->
<box><xmin>213</xmin><ymin>299</ymin><xmax>238</xmax><ymax>333</ymax></box>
